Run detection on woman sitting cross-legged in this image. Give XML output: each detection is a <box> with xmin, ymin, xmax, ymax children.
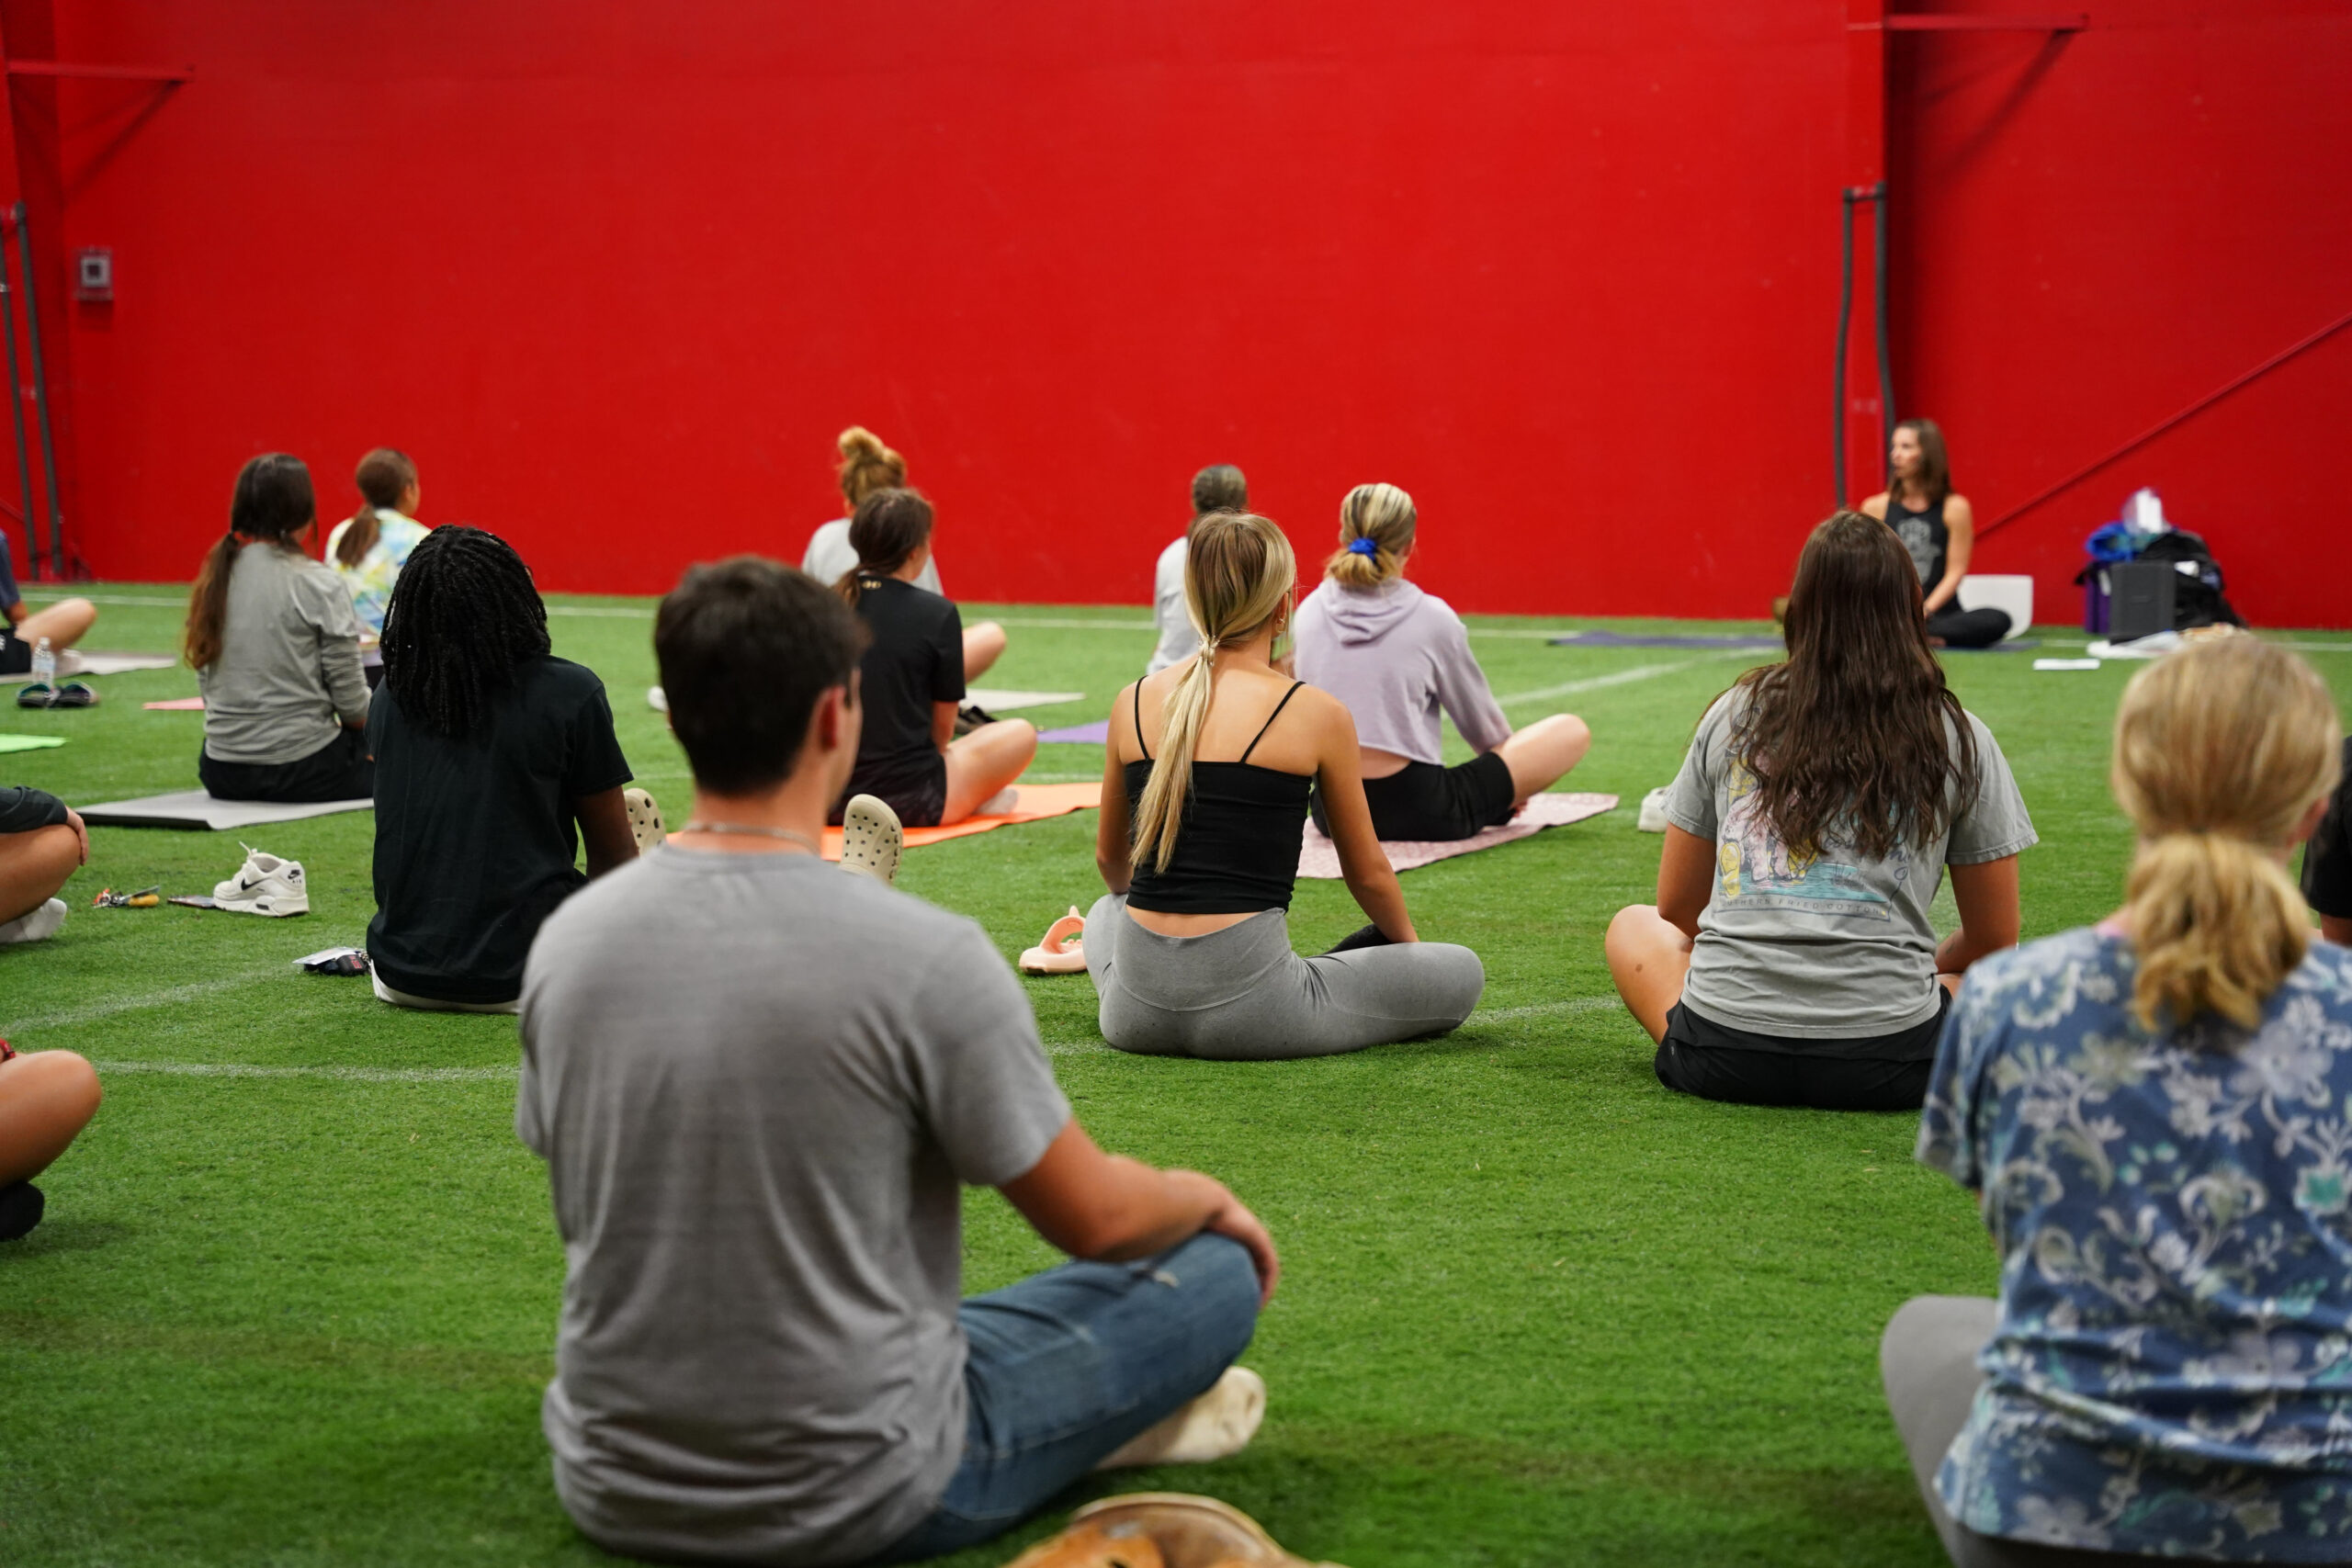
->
<box><xmin>0</xmin><ymin>784</ymin><xmax>84</xmax><ymax>945</ymax></box>
<box><xmin>366</xmin><ymin>527</ymin><xmax>646</xmax><ymax>1013</ymax></box>
<box><xmin>186</xmin><ymin>454</ymin><xmax>374</xmax><ymax>803</ymax></box>
<box><xmin>1604</xmin><ymin>510</ymin><xmax>2036</xmax><ymax>1111</ymax></box>
<box><xmin>0</xmin><ymin>1039</ymin><xmax>100</xmax><ymax>1242</ymax></box>
<box><xmin>831</xmin><ymin>488</ymin><xmax>1036</xmax><ymax>829</ymax></box>
<box><xmin>1086</xmin><ymin>510</ymin><xmax>1485</xmax><ymax>1060</ymax></box>
<box><xmin>1294</xmin><ymin>481</ymin><xmax>1589</xmax><ymax>841</ymax></box>
<box><xmin>1884</xmin><ymin>635</ymin><xmax>2351</xmax><ymax>1566</ymax></box>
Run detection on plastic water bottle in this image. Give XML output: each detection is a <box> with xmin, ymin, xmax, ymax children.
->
<box><xmin>29</xmin><ymin>636</ymin><xmax>53</xmax><ymax>689</ymax></box>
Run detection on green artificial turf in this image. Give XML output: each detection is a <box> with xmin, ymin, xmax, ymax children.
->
<box><xmin>3</xmin><ymin>588</ymin><xmax>2347</xmax><ymax>1566</ymax></box>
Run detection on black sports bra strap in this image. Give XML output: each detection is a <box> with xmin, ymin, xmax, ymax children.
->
<box><xmin>1132</xmin><ymin>682</ymin><xmax>1152</xmax><ymax>761</ymax></box>
<box><xmin>1239</xmin><ymin>682</ymin><xmax>1306</xmax><ymax>764</ymax></box>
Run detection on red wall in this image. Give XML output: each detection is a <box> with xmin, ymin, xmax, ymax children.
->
<box><xmin>6</xmin><ymin>1</ymin><xmax>2347</xmax><ymax>624</ymax></box>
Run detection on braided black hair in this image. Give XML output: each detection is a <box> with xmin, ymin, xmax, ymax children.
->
<box><xmin>379</xmin><ymin>525</ymin><xmax>551</xmax><ymax>739</ymax></box>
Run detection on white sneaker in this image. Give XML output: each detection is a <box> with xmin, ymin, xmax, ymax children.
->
<box><xmin>212</xmin><ymin>845</ymin><xmax>310</xmax><ymax>917</ymax></box>
<box><xmin>840</xmin><ymin>794</ymin><xmax>902</xmax><ymax>887</ymax></box>
<box><xmin>624</xmin><ymin>787</ymin><xmax>666</xmax><ymax>856</ymax></box>
<box><xmin>1636</xmin><ymin>786</ymin><xmax>1672</xmax><ymax>833</ymax></box>
<box><xmin>647</xmin><ymin>685</ymin><xmax>669</xmax><ymax>713</ymax></box>
<box><xmin>0</xmin><ymin>897</ymin><xmax>66</xmax><ymax>944</ymax></box>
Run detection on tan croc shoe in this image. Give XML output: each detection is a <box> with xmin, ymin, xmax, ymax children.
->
<box><xmin>841</xmin><ymin>794</ymin><xmax>903</xmax><ymax>887</ymax></box>
<box><xmin>1019</xmin><ymin>906</ymin><xmax>1089</xmax><ymax>975</ymax></box>
<box><xmin>624</xmin><ymin>788</ymin><xmax>666</xmax><ymax>855</ymax></box>
<box><xmin>1006</xmin><ymin>1493</ymin><xmax>1347</xmax><ymax>1568</ymax></box>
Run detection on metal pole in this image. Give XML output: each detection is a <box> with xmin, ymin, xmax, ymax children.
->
<box><xmin>0</xmin><ymin>220</ymin><xmax>37</xmax><ymax>581</ymax></box>
<box><xmin>1834</xmin><ymin>190</ymin><xmax>1856</xmax><ymax>510</ymax></box>
<box><xmin>1874</xmin><ymin>184</ymin><xmax>1895</xmax><ymax>464</ymax></box>
<box><xmin>13</xmin><ymin>203</ymin><xmax>64</xmax><ymax>581</ymax></box>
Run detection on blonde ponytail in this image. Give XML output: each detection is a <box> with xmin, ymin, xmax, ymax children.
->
<box><xmin>1132</xmin><ymin>512</ymin><xmax>1296</xmax><ymax>873</ymax></box>
<box><xmin>2110</xmin><ymin>637</ymin><xmax>2342</xmax><ymax>1032</ymax></box>
<box><xmin>1325</xmin><ymin>481</ymin><xmax>1416</xmax><ymax>589</ymax></box>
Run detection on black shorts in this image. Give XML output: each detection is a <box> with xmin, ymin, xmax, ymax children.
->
<box><xmin>199</xmin><ymin>727</ymin><xmax>374</xmax><ymax>805</ymax></box>
<box><xmin>0</xmin><ymin>629</ymin><xmax>30</xmax><ymax>676</ymax></box>
<box><xmin>834</xmin><ymin>755</ymin><xmax>948</xmax><ymax>830</ymax></box>
<box><xmin>1653</xmin><ymin>991</ymin><xmax>1950</xmax><ymax>1112</ymax></box>
<box><xmin>1312</xmin><ymin>751</ymin><xmax>1517</xmax><ymax>842</ymax></box>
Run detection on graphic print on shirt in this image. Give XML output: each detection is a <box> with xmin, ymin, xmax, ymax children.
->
<box><xmin>1715</xmin><ymin>760</ymin><xmax>1900</xmax><ymax>922</ymax></box>
<box><xmin>1894</xmin><ymin>514</ymin><xmax>1939</xmax><ymax>585</ymax></box>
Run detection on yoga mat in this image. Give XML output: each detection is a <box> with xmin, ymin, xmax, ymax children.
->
<box><xmin>143</xmin><ymin>697</ymin><xmax>206</xmax><ymax>710</ymax></box>
<box><xmin>0</xmin><ymin>651</ymin><xmax>177</xmax><ymax>683</ymax></box>
<box><xmin>965</xmin><ymin>688</ymin><xmax>1086</xmax><ymax>712</ymax></box>
<box><xmin>663</xmin><ymin>782</ymin><xmax>1103</xmax><ymax>860</ymax></box>
<box><xmin>1549</xmin><ymin>630</ymin><xmax>1781</xmax><ymax>650</ymax></box>
<box><xmin>1296</xmin><ymin>791</ymin><xmax>1619</xmax><ymax>879</ymax></box>
<box><xmin>77</xmin><ymin>789</ymin><xmax>374</xmax><ymax>830</ymax></box>
<box><xmin>1038</xmin><ymin>720</ymin><xmax>1111</xmax><ymax>745</ymax></box>
<box><xmin>0</xmin><ymin>734</ymin><xmax>65</xmax><ymax>752</ymax></box>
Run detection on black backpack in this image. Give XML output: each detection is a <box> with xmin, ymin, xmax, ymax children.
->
<box><xmin>2074</xmin><ymin>528</ymin><xmax>2245</xmax><ymax>631</ymax></box>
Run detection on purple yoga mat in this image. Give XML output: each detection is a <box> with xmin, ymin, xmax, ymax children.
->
<box><xmin>1038</xmin><ymin>720</ymin><xmax>1111</xmax><ymax>744</ymax></box>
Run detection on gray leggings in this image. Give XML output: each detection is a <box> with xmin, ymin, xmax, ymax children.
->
<box><xmin>1882</xmin><ymin>1296</ymin><xmax>2168</xmax><ymax>1567</ymax></box>
<box><xmin>1083</xmin><ymin>895</ymin><xmax>1484</xmax><ymax>1061</ymax></box>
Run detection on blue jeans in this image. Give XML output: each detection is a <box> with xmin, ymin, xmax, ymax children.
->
<box><xmin>875</xmin><ymin>1233</ymin><xmax>1261</xmax><ymax>1563</ymax></box>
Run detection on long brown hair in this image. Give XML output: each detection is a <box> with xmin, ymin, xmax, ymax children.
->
<box><xmin>185</xmin><ymin>454</ymin><xmax>317</xmax><ymax>670</ymax></box>
<box><xmin>1893</xmin><ymin>417</ymin><xmax>1951</xmax><ymax>509</ymax></box>
<box><xmin>834</xmin><ymin>488</ymin><xmax>933</xmax><ymax>607</ymax></box>
<box><xmin>1132</xmin><ymin>512</ymin><xmax>1295</xmax><ymax>874</ymax></box>
<box><xmin>1729</xmin><ymin>511</ymin><xmax>1976</xmax><ymax>862</ymax></box>
<box><xmin>2112</xmin><ymin>637</ymin><xmax>2341</xmax><ymax>1032</ymax></box>
<box><xmin>335</xmin><ymin>447</ymin><xmax>417</xmax><ymax>569</ymax></box>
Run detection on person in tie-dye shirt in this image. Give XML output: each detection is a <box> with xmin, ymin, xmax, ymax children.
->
<box><xmin>324</xmin><ymin>447</ymin><xmax>429</xmax><ymax>689</ymax></box>
<box><xmin>1885</xmin><ymin>637</ymin><xmax>2352</xmax><ymax>1566</ymax></box>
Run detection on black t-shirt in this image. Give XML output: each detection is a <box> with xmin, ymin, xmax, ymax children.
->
<box><xmin>367</xmin><ymin>655</ymin><xmax>631</xmax><ymax>1003</ymax></box>
<box><xmin>2303</xmin><ymin>738</ymin><xmax>2352</xmax><ymax>923</ymax></box>
<box><xmin>847</xmin><ymin>575</ymin><xmax>963</xmax><ymax>796</ymax></box>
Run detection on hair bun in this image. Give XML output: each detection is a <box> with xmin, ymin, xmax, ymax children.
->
<box><xmin>838</xmin><ymin>426</ymin><xmax>886</xmax><ymax>460</ymax></box>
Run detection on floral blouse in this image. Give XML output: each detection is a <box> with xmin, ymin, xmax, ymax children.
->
<box><xmin>1919</xmin><ymin>927</ymin><xmax>2352</xmax><ymax>1560</ymax></box>
<box><xmin>323</xmin><ymin>511</ymin><xmax>427</xmax><ymax>646</ymax></box>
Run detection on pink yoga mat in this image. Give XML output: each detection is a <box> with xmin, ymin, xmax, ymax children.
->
<box><xmin>142</xmin><ymin>697</ymin><xmax>205</xmax><ymax>710</ymax></box>
<box><xmin>1296</xmin><ymin>791</ymin><xmax>1620</xmax><ymax>878</ymax></box>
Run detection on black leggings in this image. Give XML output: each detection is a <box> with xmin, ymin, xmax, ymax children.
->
<box><xmin>199</xmin><ymin>728</ymin><xmax>374</xmax><ymax>804</ymax></box>
<box><xmin>1926</xmin><ymin>605</ymin><xmax>2011</xmax><ymax>649</ymax></box>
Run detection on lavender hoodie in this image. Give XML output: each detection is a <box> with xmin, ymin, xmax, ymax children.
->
<box><xmin>1293</xmin><ymin>578</ymin><xmax>1511</xmax><ymax>766</ymax></box>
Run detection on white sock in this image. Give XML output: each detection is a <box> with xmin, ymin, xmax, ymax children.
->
<box><xmin>1094</xmin><ymin>1365</ymin><xmax>1266</xmax><ymax>1470</ymax></box>
<box><xmin>0</xmin><ymin>897</ymin><xmax>68</xmax><ymax>944</ymax></box>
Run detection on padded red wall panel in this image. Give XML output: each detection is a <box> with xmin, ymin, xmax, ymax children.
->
<box><xmin>14</xmin><ymin>2</ymin><xmax>2351</xmax><ymax>626</ymax></box>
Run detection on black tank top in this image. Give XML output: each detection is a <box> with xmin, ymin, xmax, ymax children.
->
<box><xmin>1124</xmin><ymin>681</ymin><xmax>1313</xmax><ymax>914</ymax></box>
<box><xmin>1885</xmin><ymin>494</ymin><xmax>1948</xmax><ymax>589</ymax></box>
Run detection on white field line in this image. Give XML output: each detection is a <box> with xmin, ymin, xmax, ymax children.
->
<box><xmin>1</xmin><ymin>967</ymin><xmax>291</xmax><ymax>1032</ymax></box>
<box><xmin>1494</xmin><ymin>651</ymin><xmax>1757</xmax><ymax>708</ymax></box>
<box><xmin>84</xmin><ymin>998</ymin><xmax>1623</xmax><ymax>1080</ymax></box>
<box><xmin>91</xmin><ymin>1060</ymin><xmax>517</xmax><ymax>1083</ymax></box>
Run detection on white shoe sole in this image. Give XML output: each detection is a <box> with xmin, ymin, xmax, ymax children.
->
<box><xmin>216</xmin><ymin>892</ymin><xmax>310</xmax><ymax>918</ymax></box>
<box><xmin>624</xmin><ymin>787</ymin><xmax>665</xmax><ymax>855</ymax></box>
<box><xmin>840</xmin><ymin>794</ymin><xmax>902</xmax><ymax>887</ymax></box>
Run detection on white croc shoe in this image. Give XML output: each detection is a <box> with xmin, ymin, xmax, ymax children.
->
<box><xmin>840</xmin><ymin>794</ymin><xmax>902</xmax><ymax>887</ymax></box>
<box><xmin>624</xmin><ymin>787</ymin><xmax>666</xmax><ymax>855</ymax></box>
<box><xmin>0</xmin><ymin>897</ymin><xmax>67</xmax><ymax>944</ymax></box>
<box><xmin>213</xmin><ymin>845</ymin><xmax>310</xmax><ymax>917</ymax></box>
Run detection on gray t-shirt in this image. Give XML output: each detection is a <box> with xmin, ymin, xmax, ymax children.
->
<box><xmin>517</xmin><ymin>850</ymin><xmax>1071</xmax><ymax>1566</ymax></box>
<box><xmin>196</xmin><ymin>541</ymin><xmax>370</xmax><ymax>765</ymax></box>
<box><xmin>1663</xmin><ymin>689</ymin><xmax>2037</xmax><ymax>1039</ymax></box>
<box><xmin>1148</xmin><ymin>535</ymin><xmax>1193</xmax><ymax>674</ymax></box>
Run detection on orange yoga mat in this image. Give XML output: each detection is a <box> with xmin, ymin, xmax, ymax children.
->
<box><xmin>663</xmin><ymin>781</ymin><xmax>1102</xmax><ymax>859</ymax></box>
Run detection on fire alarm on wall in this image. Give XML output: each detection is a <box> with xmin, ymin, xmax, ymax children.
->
<box><xmin>75</xmin><ymin>248</ymin><xmax>112</xmax><ymax>302</ymax></box>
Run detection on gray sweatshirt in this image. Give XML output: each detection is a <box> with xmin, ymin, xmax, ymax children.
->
<box><xmin>1293</xmin><ymin>578</ymin><xmax>1511</xmax><ymax>766</ymax></box>
<box><xmin>198</xmin><ymin>541</ymin><xmax>370</xmax><ymax>765</ymax></box>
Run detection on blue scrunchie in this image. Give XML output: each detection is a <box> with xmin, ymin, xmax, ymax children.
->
<box><xmin>1346</xmin><ymin>536</ymin><xmax>1379</xmax><ymax>558</ymax></box>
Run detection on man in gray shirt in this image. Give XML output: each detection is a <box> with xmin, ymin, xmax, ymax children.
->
<box><xmin>520</xmin><ymin>558</ymin><xmax>1276</xmax><ymax>1567</ymax></box>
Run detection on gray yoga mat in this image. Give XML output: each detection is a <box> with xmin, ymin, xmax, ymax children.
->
<box><xmin>0</xmin><ymin>651</ymin><xmax>178</xmax><ymax>684</ymax></box>
<box><xmin>77</xmin><ymin>789</ymin><xmax>373</xmax><ymax>830</ymax></box>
